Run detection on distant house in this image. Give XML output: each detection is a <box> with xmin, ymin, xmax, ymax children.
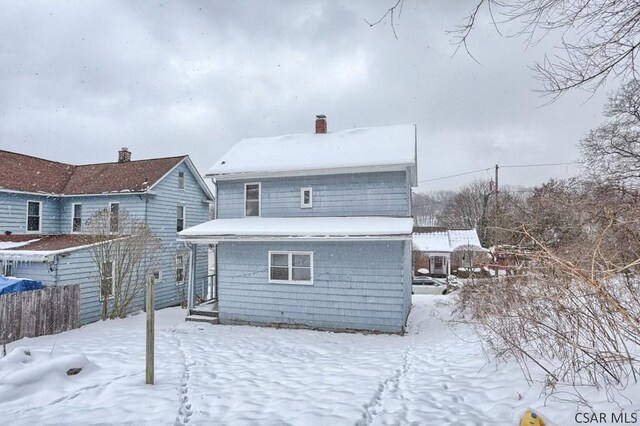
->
<box><xmin>178</xmin><ymin>116</ymin><xmax>417</xmax><ymax>333</ymax></box>
<box><xmin>412</xmin><ymin>227</ymin><xmax>487</xmax><ymax>276</ymax></box>
<box><xmin>0</xmin><ymin>148</ymin><xmax>213</xmax><ymax>324</ymax></box>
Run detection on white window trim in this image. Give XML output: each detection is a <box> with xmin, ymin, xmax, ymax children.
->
<box><xmin>109</xmin><ymin>202</ymin><xmax>120</xmax><ymax>233</ymax></box>
<box><xmin>300</xmin><ymin>187</ymin><xmax>313</xmax><ymax>209</ymax></box>
<box><xmin>176</xmin><ymin>254</ymin><xmax>185</xmax><ymax>285</ymax></box>
<box><xmin>244</xmin><ymin>182</ymin><xmax>261</xmax><ymax>217</ymax></box>
<box><xmin>268</xmin><ymin>251</ymin><xmax>313</xmax><ymax>285</ymax></box>
<box><xmin>177</xmin><ymin>205</ymin><xmax>186</xmax><ymax>233</ymax></box>
<box><xmin>25</xmin><ymin>200</ymin><xmax>42</xmax><ymax>234</ymax></box>
<box><xmin>152</xmin><ymin>270</ymin><xmax>163</xmax><ymax>282</ymax></box>
<box><xmin>99</xmin><ymin>261</ymin><xmax>115</xmax><ymax>301</ymax></box>
<box><xmin>178</xmin><ymin>171</ymin><xmax>185</xmax><ymax>190</ymax></box>
<box><xmin>71</xmin><ymin>203</ymin><xmax>82</xmax><ymax>233</ymax></box>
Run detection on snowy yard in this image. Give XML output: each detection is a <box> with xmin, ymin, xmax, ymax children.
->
<box><xmin>1</xmin><ymin>295</ymin><xmax>637</xmax><ymax>425</ymax></box>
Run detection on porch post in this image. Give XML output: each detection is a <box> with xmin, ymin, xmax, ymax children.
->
<box><xmin>187</xmin><ymin>243</ymin><xmax>197</xmax><ymax>311</ymax></box>
<box><xmin>447</xmin><ymin>254</ymin><xmax>451</xmax><ymax>276</ymax></box>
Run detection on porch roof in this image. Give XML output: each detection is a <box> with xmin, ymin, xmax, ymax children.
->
<box><xmin>412</xmin><ymin>229</ymin><xmax>485</xmax><ymax>253</ymax></box>
<box><xmin>178</xmin><ymin>217</ymin><xmax>414</xmax><ymax>242</ymax></box>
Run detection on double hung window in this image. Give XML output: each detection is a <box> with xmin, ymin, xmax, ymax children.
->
<box><xmin>269</xmin><ymin>252</ymin><xmax>313</xmax><ymax>284</ymax></box>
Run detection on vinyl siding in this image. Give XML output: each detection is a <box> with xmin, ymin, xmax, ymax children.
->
<box><xmin>216</xmin><ymin>171</ymin><xmax>410</xmax><ymax>219</ymax></box>
<box><xmin>216</xmin><ymin>240</ymin><xmax>411</xmax><ymax>333</ymax></box>
<box><xmin>0</xmin><ymin>192</ymin><xmax>62</xmax><ymax>234</ymax></box>
<box><xmin>1</xmin><ymin>161</ymin><xmax>212</xmax><ymax>324</ymax></box>
<box><xmin>145</xmin><ymin>162</ymin><xmax>211</xmax><ymax>309</ymax></box>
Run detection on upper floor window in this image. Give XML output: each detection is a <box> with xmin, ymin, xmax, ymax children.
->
<box><xmin>178</xmin><ymin>171</ymin><xmax>185</xmax><ymax>190</ymax></box>
<box><xmin>72</xmin><ymin>204</ymin><xmax>82</xmax><ymax>232</ymax></box>
<box><xmin>301</xmin><ymin>187</ymin><xmax>313</xmax><ymax>208</ymax></box>
<box><xmin>100</xmin><ymin>260</ymin><xmax>114</xmax><ymax>300</ymax></box>
<box><xmin>269</xmin><ymin>251</ymin><xmax>313</xmax><ymax>284</ymax></box>
<box><xmin>245</xmin><ymin>182</ymin><xmax>261</xmax><ymax>217</ymax></box>
<box><xmin>177</xmin><ymin>205</ymin><xmax>185</xmax><ymax>232</ymax></box>
<box><xmin>26</xmin><ymin>201</ymin><xmax>42</xmax><ymax>232</ymax></box>
<box><xmin>109</xmin><ymin>203</ymin><xmax>119</xmax><ymax>233</ymax></box>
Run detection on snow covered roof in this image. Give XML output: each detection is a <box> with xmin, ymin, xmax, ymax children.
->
<box><xmin>207</xmin><ymin>124</ymin><xmax>417</xmax><ymax>184</ymax></box>
<box><xmin>413</xmin><ymin>229</ymin><xmax>484</xmax><ymax>253</ymax></box>
<box><xmin>0</xmin><ymin>234</ymin><xmax>117</xmax><ymax>262</ymax></box>
<box><xmin>178</xmin><ymin>217</ymin><xmax>414</xmax><ymax>242</ymax></box>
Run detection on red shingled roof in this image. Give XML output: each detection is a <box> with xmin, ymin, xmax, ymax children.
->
<box><xmin>0</xmin><ymin>151</ymin><xmax>75</xmax><ymax>193</ymax></box>
<box><xmin>0</xmin><ymin>150</ymin><xmax>186</xmax><ymax>195</ymax></box>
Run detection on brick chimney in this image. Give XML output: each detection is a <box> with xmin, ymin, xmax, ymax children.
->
<box><xmin>315</xmin><ymin>115</ymin><xmax>327</xmax><ymax>134</ymax></box>
<box><xmin>118</xmin><ymin>147</ymin><xmax>131</xmax><ymax>163</ymax></box>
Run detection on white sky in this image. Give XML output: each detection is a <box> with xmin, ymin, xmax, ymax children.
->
<box><xmin>0</xmin><ymin>1</ymin><xmax>617</xmax><ymax>191</ymax></box>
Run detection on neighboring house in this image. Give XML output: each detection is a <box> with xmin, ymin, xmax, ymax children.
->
<box><xmin>0</xmin><ymin>148</ymin><xmax>213</xmax><ymax>324</ymax></box>
<box><xmin>412</xmin><ymin>227</ymin><xmax>487</xmax><ymax>276</ymax></box>
<box><xmin>178</xmin><ymin>116</ymin><xmax>417</xmax><ymax>333</ymax></box>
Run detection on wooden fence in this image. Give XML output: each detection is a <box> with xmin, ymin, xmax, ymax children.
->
<box><xmin>0</xmin><ymin>285</ymin><xmax>80</xmax><ymax>345</ymax></box>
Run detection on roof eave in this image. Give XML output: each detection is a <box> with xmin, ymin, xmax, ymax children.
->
<box><xmin>178</xmin><ymin>234</ymin><xmax>412</xmax><ymax>243</ymax></box>
<box><xmin>207</xmin><ymin>163</ymin><xmax>415</xmax><ymax>182</ymax></box>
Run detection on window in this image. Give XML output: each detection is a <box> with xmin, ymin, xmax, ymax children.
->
<box><xmin>301</xmin><ymin>187</ymin><xmax>313</xmax><ymax>208</ymax></box>
<box><xmin>152</xmin><ymin>270</ymin><xmax>162</xmax><ymax>282</ymax></box>
<box><xmin>109</xmin><ymin>203</ymin><xmax>119</xmax><ymax>233</ymax></box>
<box><xmin>26</xmin><ymin>201</ymin><xmax>42</xmax><ymax>232</ymax></box>
<box><xmin>101</xmin><ymin>261</ymin><xmax>114</xmax><ymax>300</ymax></box>
<box><xmin>244</xmin><ymin>182</ymin><xmax>261</xmax><ymax>217</ymax></box>
<box><xmin>72</xmin><ymin>203</ymin><xmax>82</xmax><ymax>232</ymax></box>
<box><xmin>176</xmin><ymin>205</ymin><xmax>185</xmax><ymax>232</ymax></box>
<box><xmin>176</xmin><ymin>255</ymin><xmax>185</xmax><ymax>284</ymax></box>
<box><xmin>269</xmin><ymin>251</ymin><xmax>313</xmax><ymax>284</ymax></box>
<box><xmin>2</xmin><ymin>260</ymin><xmax>13</xmax><ymax>277</ymax></box>
<box><xmin>178</xmin><ymin>171</ymin><xmax>185</xmax><ymax>190</ymax></box>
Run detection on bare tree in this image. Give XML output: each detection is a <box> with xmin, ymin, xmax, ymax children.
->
<box><xmin>83</xmin><ymin>208</ymin><xmax>162</xmax><ymax>320</ymax></box>
<box><xmin>580</xmin><ymin>79</ymin><xmax>640</xmax><ymax>189</ymax></box>
<box><xmin>455</xmin><ymin>178</ymin><xmax>640</xmax><ymax>397</ymax></box>
<box><xmin>372</xmin><ymin>0</ymin><xmax>640</xmax><ymax>98</ymax></box>
<box><xmin>436</xmin><ymin>179</ymin><xmax>493</xmax><ymax>245</ymax></box>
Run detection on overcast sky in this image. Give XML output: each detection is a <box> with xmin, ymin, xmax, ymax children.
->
<box><xmin>0</xmin><ymin>1</ymin><xmax>617</xmax><ymax>192</ymax></box>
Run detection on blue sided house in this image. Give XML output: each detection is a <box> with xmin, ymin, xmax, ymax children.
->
<box><xmin>179</xmin><ymin>116</ymin><xmax>417</xmax><ymax>333</ymax></box>
<box><xmin>0</xmin><ymin>148</ymin><xmax>214</xmax><ymax>324</ymax></box>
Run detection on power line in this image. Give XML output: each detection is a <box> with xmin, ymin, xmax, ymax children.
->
<box><xmin>501</xmin><ymin>161</ymin><xmax>578</xmax><ymax>169</ymax></box>
<box><xmin>417</xmin><ymin>161</ymin><xmax>579</xmax><ymax>184</ymax></box>
<box><xmin>418</xmin><ymin>167</ymin><xmax>492</xmax><ymax>183</ymax></box>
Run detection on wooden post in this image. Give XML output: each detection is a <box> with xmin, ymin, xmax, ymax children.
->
<box><xmin>146</xmin><ymin>275</ymin><xmax>155</xmax><ymax>385</ymax></box>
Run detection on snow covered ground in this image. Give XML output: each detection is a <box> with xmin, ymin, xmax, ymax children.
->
<box><xmin>1</xmin><ymin>295</ymin><xmax>638</xmax><ymax>425</ymax></box>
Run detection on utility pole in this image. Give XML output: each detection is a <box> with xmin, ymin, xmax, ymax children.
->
<box><xmin>494</xmin><ymin>164</ymin><xmax>500</xmax><ymax>277</ymax></box>
<box><xmin>495</xmin><ymin>163</ymin><xmax>499</xmax><ymax>243</ymax></box>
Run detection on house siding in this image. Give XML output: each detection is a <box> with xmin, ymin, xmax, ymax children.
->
<box><xmin>1</xmin><ymin>159</ymin><xmax>212</xmax><ymax>325</ymax></box>
<box><xmin>0</xmin><ymin>192</ymin><xmax>62</xmax><ymax>234</ymax></box>
<box><xmin>145</xmin><ymin>162</ymin><xmax>210</xmax><ymax>309</ymax></box>
<box><xmin>216</xmin><ymin>240</ymin><xmax>410</xmax><ymax>333</ymax></box>
<box><xmin>216</xmin><ymin>171</ymin><xmax>410</xmax><ymax>219</ymax></box>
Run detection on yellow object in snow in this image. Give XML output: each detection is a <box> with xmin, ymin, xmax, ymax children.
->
<box><xmin>520</xmin><ymin>410</ymin><xmax>545</xmax><ymax>426</ymax></box>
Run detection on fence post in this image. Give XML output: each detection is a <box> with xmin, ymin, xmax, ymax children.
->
<box><xmin>146</xmin><ymin>275</ymin><xmax>155</xmax><ymax>385</ymax></box>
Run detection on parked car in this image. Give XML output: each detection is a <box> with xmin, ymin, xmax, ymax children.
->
<box><xmin>412</xmin><ymin>277</ymin><xmax>449</xmax><ymax>295</ymax></box>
